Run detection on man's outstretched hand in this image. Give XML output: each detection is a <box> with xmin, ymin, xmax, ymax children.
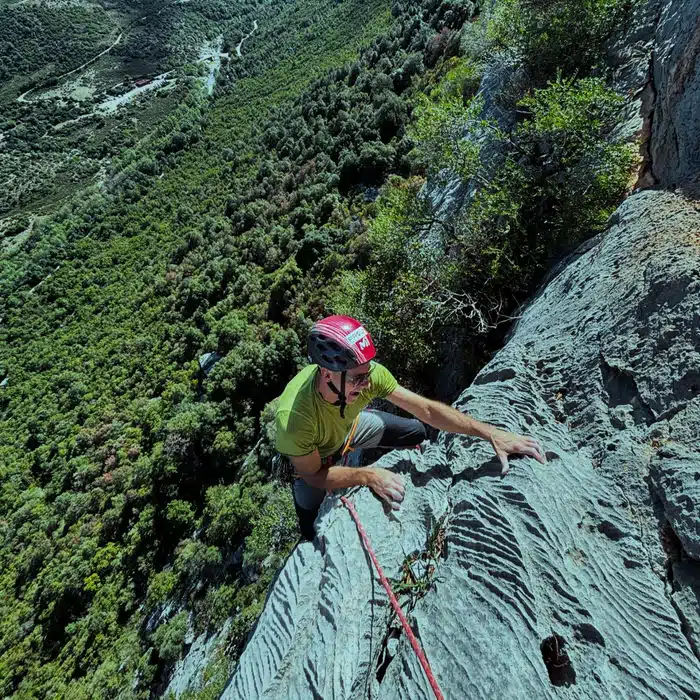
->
<box><xmin>363</xmin><ymin>431</ymin><xmax>543</xmax><ymax>508</ymax></box>
<box><xmin>367</xmin><ymin>467</ymin><xmax>405</xmax><ymax>510</ymax></box>
<box><xmin>489</xmin><ymin>431</ymin><xmax>546</xmax><ymax>476</ymax></box>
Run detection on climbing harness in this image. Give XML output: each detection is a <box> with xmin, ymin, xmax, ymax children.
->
<box><xmin>340</xmin><ymin>414</ymin><xmax>361</xmax><ymax>457</ymax></box>
<box><xmin>339</xmin><ymin>495</ymin><xmax>445</xmax><ymax>700</ymax></box>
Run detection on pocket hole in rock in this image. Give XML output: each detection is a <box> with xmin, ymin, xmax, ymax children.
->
<box><xmin>541</xmin><ymin>634</ymin><xmax>576</xmax><ymax>686</ymax></box>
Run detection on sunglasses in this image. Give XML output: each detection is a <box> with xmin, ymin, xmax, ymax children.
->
<box><xmin>346</xmin><ymin>369</ymin><xmax>372</xmax><ymax>386</ymax></box>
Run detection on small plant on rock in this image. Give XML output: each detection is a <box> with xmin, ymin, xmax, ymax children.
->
<box><xmin>389</xmin><ymin>514</ymin><xmax>448</xmax><ymax>608</ymax></box>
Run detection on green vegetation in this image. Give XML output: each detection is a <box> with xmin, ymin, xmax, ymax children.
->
<box><xmin>0</xmin><ymin>0</ymin><xmax>449</xmax><ymax>696</ymax></box>
<box><xmin>487</xmin><ymin>0</ymin><xmax>634</xmax><ymax>80</ymax></box>
<box><xmin>0</xmin><ymin>0</ymin><xmax>640</xmax><ymax>696</ymax></box>
<box><xmin>0</xmin><ymin>2</ymin><xmax>117</xmax><ymax>86</ymax></box>
<box><xmin>336</xmin><ymin>3</ymin><xmax>638</xmax><ymax>378</ymax></box>
<box><xmin>390</xmin><ymin>514</ymin><xmax>446</xmax><ymax>600</ymax></box>
<box><xmin>0</xmin><ymin>0</ymin><xmax>270</xmax><ymax>230</ymax></box>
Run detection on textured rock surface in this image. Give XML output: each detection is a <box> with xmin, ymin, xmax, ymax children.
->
<box><xmin>673</xmin><ymin>561</ymin><xmax>700</xmax><ymax>659</ymax></box>
<box><xmin>650</xmin><ymin>0</ymin><xmax>700</xmax><ymax>192</ymax></box>
<box><xmin>165</xmin><ymin>619</ymin><xmax>231</xmax><ymax>698</ymax></box>
<box><xmin>607</xmin><ymin>0</ymin><xmax>661</xmax><ymax>188</ymax></box>
<box><xmin>651</xmin><ymin>445</ymin><xmax>700</xmax><ymax>560</ymax></box>
<box><xmin>608</xmin><ymin>0</ymin><xmax>700</xmax><ymax>192</ymax></box>
<box><xmin>222</xmin><ymin>189</ymin><xmax>700</xmax><ymax>699</ymax></box>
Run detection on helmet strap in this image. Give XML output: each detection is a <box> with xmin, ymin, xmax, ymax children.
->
<box><xmin>326</xmin><ymin>371</ymin><xmax>348</xmax><ymax>418</ymax></box>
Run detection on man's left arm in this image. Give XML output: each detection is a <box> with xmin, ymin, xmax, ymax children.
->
<box><xmin>387</xmin><ymin>385</ymin><xmax>546</xmax><ymax>475</ymax></box>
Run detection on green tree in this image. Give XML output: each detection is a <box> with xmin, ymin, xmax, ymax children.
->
<box><xmin>338</xmin><ymin>75</ymin><xmax>637</xmax><ymax>376</ymax></box>
<box><xmin>488</xmin><ymin>0</ymin><xmax>633</xmax><ymax>80</ymax></box>
<box><xmin>152</xmin><ymin>611</ymin><xmax>189</xmax><ymax>665</ymax></box>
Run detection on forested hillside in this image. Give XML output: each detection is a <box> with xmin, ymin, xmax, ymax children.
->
<box><xmin>0</xmin><ymin>0</ymin><xmax>267</xmax><ymax>226</ymax></box>
<box><xmin>0</xmin><ymin>0</ymin><xmax>639</xmax><ymax>698</ymax></box>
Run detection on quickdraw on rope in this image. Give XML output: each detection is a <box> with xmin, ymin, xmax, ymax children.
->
<box><xmin>339</xmin><ymin>495</ymin><xmax>445</xmax><ymax>700</ymax></box>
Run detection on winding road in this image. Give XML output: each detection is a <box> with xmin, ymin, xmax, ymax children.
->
<box><xmin>18</xmin><ymin>13</ymin><xmax>259</xmax><ymax>106</ymax></box>
<box><xmin>236</xmin><ymin>19</ymin><xmax>258</xmax><ymax>57</ymax></box>
<box><xmin>15</xmin><ymin>0</ymin><xmax>183</xmax><ymax>104</ymax></box>
<box><xmin>17</xmin><ymin>32</ymin><xmax>124</xmax><ymax>103</ymax></box>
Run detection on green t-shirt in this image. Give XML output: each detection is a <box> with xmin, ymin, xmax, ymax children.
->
<box><xmin>275</xmin><ymin>361</ymin><xmax>399</xmax><ymax>458</ymax></box>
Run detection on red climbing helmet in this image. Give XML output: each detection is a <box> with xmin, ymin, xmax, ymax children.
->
<box><xmin>308</xmin><ymin>315</ymin><xmax>376</xmax><ymax>371</ymax></box>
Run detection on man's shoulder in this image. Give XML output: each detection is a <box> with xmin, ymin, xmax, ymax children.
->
<box><xmin>368</xmin><ymin>361</ymin><xmax>399</xmax><ymax>398</ymax></box>
<box><xmin>370</xmin><ymin>360</ymin><xmax>393</xmax><ymax>375</ymax></box>
<box><xmin>277</xmin><ymin>364</ymin><xmax>317</xmax><ymax>416</ymax></box>
<box><xmin>275</xmin><ymin>365</ymin><xmax>318</xmax><ymax>456</ymax></box>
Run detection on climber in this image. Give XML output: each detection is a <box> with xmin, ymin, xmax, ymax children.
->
<box><xmin>275</xmin><ymin>315</ymin><xmax>546</xmax><ymax>540</ymax></box>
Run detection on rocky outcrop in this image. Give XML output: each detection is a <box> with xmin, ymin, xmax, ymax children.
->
<box><xmin>222</xmin><ymin>190</ymin><xmax>700</xmax><ymax>699</ymax></box>
<box><xmin>607</xmin><ymin>0</ymin><xmax>662</xmax><ymax>187</ymax></box>
<box><xmin>649</xmin><ymin>0</ymin><xmax>700</xmax><ymax>193</ymax></box>
<box><xmin>651</xmin><ymin>445</ymin><xmax>700</xmax><ymax>560</ymax></box>
<box><xmin>608</xmin><ymin>0</ymin><xmax>700</xmax><ymax>192</ymax></box>
<box><xmin>423</xmin><ymin>54</ymin><xmax>530</xmax><ymax>401</ymax></box>
<box><xmin>673</xmin><ymin>560</ymin><xmax>700</xmax><ymax>658</ymax></box>
<box><xmin>164</xmin><ymin>619</ymin><xmax>232</xmax><ymax>698</ymax></box>
<box><xmin>199</xmin><ymin>351</ymin><xmax>222</xmax><ymax>376</ymax></box>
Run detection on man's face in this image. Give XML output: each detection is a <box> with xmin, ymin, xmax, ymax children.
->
<box><xmin>324</xmin><ymin>362</ymin><xmax>372</xmax><ymax>404</ymax></box>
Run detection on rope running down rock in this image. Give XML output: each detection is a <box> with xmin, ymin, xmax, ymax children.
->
<box><xmin>340</xmin><ymin>494</ymin><xmax>445</xmax><ymax>700</ymax></box>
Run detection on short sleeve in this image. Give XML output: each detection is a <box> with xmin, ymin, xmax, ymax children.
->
<box><xmin>275</xmin><ymin>407</ymin><xmax>316</xmax><ymax>457</ymax></box>
<box><xmin>367</xmin><ymin>361</ymin><xmax>399</xmax><ymax>399</ymax></box>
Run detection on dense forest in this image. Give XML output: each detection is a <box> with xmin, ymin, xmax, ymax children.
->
<box><xmin>0</xmin><ymin>0</ymin><xmax>638</xmax><ymax>697</ymax></box>
<box><xmin>0</xmin><ymin>0</ymin><xmax>268</xmax><ymax>223</ymax></box>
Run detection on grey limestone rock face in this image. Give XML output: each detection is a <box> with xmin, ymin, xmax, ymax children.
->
<box><xmin>222</xmin><ymin>190</ymin><xmax>700</xmax><ymax>699</ymax></box>
<box><xmin>164</xmin><ymin>619</ymin><xmax>232</xmax><ymax>698</ymax></box>
<box><xmin>607</xmin><ymin>0</ymin><xmax>662</xmax><ymax>154</ymax></box>
<box><xmin>673</xmin><ymin>560</ymin><xmax>700</xmax><ymax>659</ymax></box>
<box><xmin>650</xmin><ymin>0</ymin><xmax>700</xmax><ymax>192</ymax></box>
<box><xmin>605</xmin><ymin>0</ymin><xmax>700</xmax><ymax>191</ymax></box>
<box><xmin>651</xmin><ymin>445</ymin><xmax>700</xmax><ymax>560</ymax></box>
<box><xmin>420</xmin><ymin>53</ymin><xmax>528</xmax><ymax>233</ymax></box>
<box><xmin>609</xmin><ymin>0</ymin><xmax>700</xmax><ymax>192</ymax></box>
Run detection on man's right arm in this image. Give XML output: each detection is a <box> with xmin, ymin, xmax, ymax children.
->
<box><xmin>290</xmin><ymin>450</ymin><xmax>406</xmax><ymax>510</ymax></box>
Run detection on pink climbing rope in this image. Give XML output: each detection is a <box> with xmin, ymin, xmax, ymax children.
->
<box><xmin>339</xmin><ymin>495</ymin><xmax>445</xmax><ymax>700</ymax></box>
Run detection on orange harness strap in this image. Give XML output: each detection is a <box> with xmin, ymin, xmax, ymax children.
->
<box><xmin>340</xmin><ymin>415</ymin><xmax>361</xmax><ymax>463</ymax></box>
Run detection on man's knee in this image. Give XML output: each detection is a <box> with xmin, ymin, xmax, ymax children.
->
<box><xmin>408</xmin><ymin>418</ymin><xmax>428</xmax><ymax>445</ymax></box>
<box><xmin>351</xmin><ymin>410</ymin><xmax>427</xmax><ymax>451</ymax></box>
<box><xmin>379</xmin><ymin>413</ymin><xmax>427</xmax><ymax>448</ymax></box>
